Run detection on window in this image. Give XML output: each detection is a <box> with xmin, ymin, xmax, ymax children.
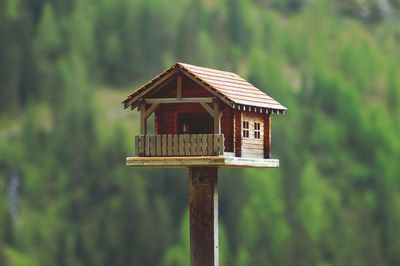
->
<box><xmin>243</xmin><ymin>121</ymin><xmax>249</xmax><ymax>138</ymax></box>
<box><xmin>254</xmin><ymin>122</ymin><xmax>261</xmax><ymax>139</ymax></box>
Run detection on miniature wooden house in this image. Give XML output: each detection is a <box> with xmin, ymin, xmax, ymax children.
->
<box><xmin>123</xmin><ymin>62</ymin><xmax>286</xmax><ymax>167</ymax></box>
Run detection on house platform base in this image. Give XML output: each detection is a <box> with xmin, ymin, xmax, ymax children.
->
<box><xmin>126</xmin><ymin>156</ymin><xmax>279</xmax><ymax>168</ymax></box>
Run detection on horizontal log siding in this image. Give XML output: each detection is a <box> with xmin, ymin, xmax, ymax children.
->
<box><xmin>234</xmin><ymin>110</ymin><xmax>242</xmax><ymax>157</ymax></box>
<box><xmin>155</xmin><ymin>105</ymin><xmax>176</xmax><ymax>134</ymax></box>
<box><xmin>150</xmin><ymin>75</ymin><xmax>233</xmax><ymax>152</ymax></box>
<box><xmin>181</xmin><ymin>76</ymin><xmax>214</xmax><ymax>98</ymax></box>
<box><xmin>155</xmin><ymin>104</ymin><xmax>209</xmax><ymax>134</ymax></box>
<box><xmin>155</xmin><ymin>105</ymin><xmax>233</xmax><ymax>154</ymax></box>
<box><xmin>148</xmin><ymin>74</ymin><xmax>214</xmax><ymax>100</ymax></box>
<box><xmin>221</xmin><ymin>108</ymin><xmax>233</xmax><ymax>152</ymax></box>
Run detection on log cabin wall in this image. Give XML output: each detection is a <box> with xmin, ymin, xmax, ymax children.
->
<box><xmin>153</xmin><ymin>75</ymin><xmax>214</xmax><ymax>134</ymax></box>
<box><xmin>263</xmin><ymin>114</ymin><xmax>271</xmax><ymax>159</ymax></box>
<box><xmin>233</xmin><ymin>110</ymin><xmax>242</xmax><ymax>157</ymax></box>
<box><xmin>181</xmin><ymin>74</ymin><xmax>214</xmax><ymax>98</ymax></box>
<box><xmin>155</xmin><ymin>105</ymin><xmax>175</xmax><ymax>134</ymax></box>
<box><xmin>221</xmin><ymin>107</ymin><xmax>233</xmax><ymax>152</ymax></box>
<box><xmin>148</xmin><ymin>76</ymin><xmax>177</xmax><ymax>98</ymax></box>
<box><xmin>155</xmin><ymin>104</ymin><xmax>205</xmax><ymax>134</ymax></box>
<box><xmin>147</xmin><ymin>71</ymin><xmax>215</xmax><ymax>99</ymax></box>
<box><xmin>241</xmin><ymin>112</ymin><xmax>264</xmax><ymax>159</ymax></box>
<box><xmin>155</xmin><ymin>104</ymin><xmax>234</xmax><ymax>152</ymax></box>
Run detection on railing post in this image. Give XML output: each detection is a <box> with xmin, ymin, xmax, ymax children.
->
<box><xmin>137</xmin><ymin>135</ymin><xmax>145</xmax><ymax>157</ymax></box>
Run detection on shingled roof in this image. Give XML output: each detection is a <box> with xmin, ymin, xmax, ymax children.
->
<box><xmin>122</xmin><ymin>62</ymin><xmax>287</xmax><ymax>113</ymax></box>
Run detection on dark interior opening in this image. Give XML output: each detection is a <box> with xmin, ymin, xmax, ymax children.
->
<box><xmin>178</xmin><ymin>113</ymin><xmax>213</xmax><ymax>134</ymax></box>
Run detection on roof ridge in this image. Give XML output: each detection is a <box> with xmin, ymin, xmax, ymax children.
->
<box><xmin>177</xmin><ymin>62</ymin><xmax>239</xmax><ymax>77</ymax></box>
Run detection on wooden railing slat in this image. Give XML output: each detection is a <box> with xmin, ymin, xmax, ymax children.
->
<box><xmin>145</xmin><ymin>135</ymin><xmax>150</xmax><ymax>156</ymax></box>
<box><xmin>202</xmin><ymin>134</ymin><xmax>208</xmax><ymax>156</ymax></box>
<box><xmin>150</xmin><ymin>135</ymin><xmax>156</xmax><ymax>156</ymax></box>
<box><xmin>196</xmin><ymin>134</ymin><xmax>201</xmax><ymax>155</ymax></box>
<box><xmin>135</xmin><ymin>136</ymin><xmax>139</xmax><ymax>156</ymax></box>
<box><xmin>191</xmin><ymin>135</ymin><xmax>196</xmax><ymax>155</ymax></box>
<box><xmin>162</xmin><ymin>135</ymin><xmax>167</xmax><ymax>156</ymax></box>
<box><xmin>213</xmin><ymin>134</ymin><xmax>219</xmax><ymax>155</ymax></box>
<box><xmin>184</xmin><ymin>134</ymin><xmax>190</xmax><ymax>156</ymax></box>
<box><xmin>156</xmin><ymin>135</ymin><xmax>162</xmax><ymax>155</ymax></box>
<box><xmin>208</xmin><ymin>134</ymin><xmax>213</xmax><ymax>156</ymax></box>
<box><xmin>173</xmin><ymin>135</ymin><xmax>179</xmax><ymax>156</ymax></box>
<box><xmin>167</xmin><ymin>134</ymin><xmax>173</xmax><ymax>156</ymax></box>
<box><xmin>179</xmin><ymin>135</ymin><xmax>184</xmax><ymax>156</ymax></box>
<box><xmin>219</xmin><ymin>135</ymin><xmax>224</xmax><ymax>155</ymax></box>
<box><xmin>140</xmin><ymin>135</ymin><xmax>145</xmax><ymax>156</ymax></box>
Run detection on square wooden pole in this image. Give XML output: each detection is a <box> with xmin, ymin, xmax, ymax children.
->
<box><xmin>189</xmin><ymin>167</ymin><xmax>219</xmax><ymax>266</ymax></box>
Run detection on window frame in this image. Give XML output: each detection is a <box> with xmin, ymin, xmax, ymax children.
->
<box><xmin>254</xmin><ymin>122</ymin><xmax>261</xmax><ymax>139</ymax></box>
<box><xmin>242</xmin><ymin>121</ymin><xmax>249</xmax><ymax>138</ymax></box>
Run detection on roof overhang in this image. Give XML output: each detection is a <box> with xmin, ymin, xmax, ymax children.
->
<box><xmin>122</xmin><ymin>63</ymin><xmax>287</xmax><ymax>114</ymax></box>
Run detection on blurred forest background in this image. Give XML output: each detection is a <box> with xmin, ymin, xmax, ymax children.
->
<box><xmin>1</xmin><ymin>0</ymin><xmax>400</xmax><ymax>265</ymax></box>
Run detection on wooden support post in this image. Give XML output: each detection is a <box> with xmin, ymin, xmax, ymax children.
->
<box><xmin>140</xmin><ymin>103</ymin><xmax>147</xmax><ymax>135</ymax></box>
<box><xmin>144</xmin><ymin>103</ymin><xmax>159</xmax><ymax>119</ymax></box>
<box><xmin>189</xmin><ymin>167</ymin><xmax>218</xmax><ymax>266</ymax></box>
<box><xmin>200</xmin><ymin>102</ymin><xmax>215</xmax><ymax>118</ymax></box>
<box><xmin>213</xmin><ymin>100</ymin><xmax>221</xmax><ymax>134</ymax></box>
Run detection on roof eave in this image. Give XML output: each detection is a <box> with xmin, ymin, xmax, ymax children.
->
<box><xmin>122</xmin><ymin>62</ymin><xmax>287</xmax><ymax>113</ymax></box>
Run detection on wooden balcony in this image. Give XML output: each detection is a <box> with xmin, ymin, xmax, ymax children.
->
<box><xmin>135</xmin><ymin>134</ymin><xmax>224</xmax><ymax>157</ymax></box>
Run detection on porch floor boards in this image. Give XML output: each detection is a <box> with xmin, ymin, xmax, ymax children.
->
<box><xmin>126</xmin><ymin>155</ymin><xmax>279</xmax><ymax>168</ymax></box>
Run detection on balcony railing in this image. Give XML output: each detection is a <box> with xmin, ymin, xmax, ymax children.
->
<box><xmin>135</xmin><ymin>134</ymin><xmax>224</xmax><ymax>157</ymax></box>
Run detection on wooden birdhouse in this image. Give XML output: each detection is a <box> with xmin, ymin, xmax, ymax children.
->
<box><xmin>123</xmin><ymin>62</ymin><xmax>286</xmax><ymax>168</ymax></box>
<box><xmin>122</xmin><ymin>62</ymin><xmax>287</xmax><ymax>266</ymax></box>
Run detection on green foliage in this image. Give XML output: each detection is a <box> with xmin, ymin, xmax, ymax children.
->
<box><xmin>235</xmin><ymin>169</ymin><xmax>289</xmax><ymax>265</ymax></box>
<box><xmin>162</xmin><ymin>210</ymin><xmax>189</xmax><ymax>266</ymax></box>
<box><xmin>1</xmin><ymin>0</ymin><xmax>400</xmax><ymax>265</ymax></box>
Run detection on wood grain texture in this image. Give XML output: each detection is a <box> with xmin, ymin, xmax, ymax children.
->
<box><xmin>234</xmin><ymin>110</ymin><xmax>242</xmax><ymax>157</ymax></box>
<box><xmin>200</xmin><ymin>102</ymin><xmax>215</xmax><ymax>117</ymax></box>
<box><xmin>145</xmin><ymin>97</ymin><xmax>214</xmax><ymax>104</ymax></box>
<box><xmin>140</xmin><ymin>105</ymin><xmax>147</xmax><ymax>135</ymax></box>
<box><xmin>241</xmin><ymin>112</ymin><xmax>264</xmax><ymax>159</ymax></box>
<box><xmin>173</xmin><ymin>134</ymin><xmax>179</xmax><ymax>155</ymax></box>
<box><xmin>242</xmin><ymin>142</ymin><xmax>264</xmax><ymax>148</ymax></box>
<box><xmin>156</xmin><ymin>135</ymin><xmax>162</xmax><ymax>155</ymax></box>
<box><xmin>138</xmin><ymin>135</ymin><xmax>145</xmax><ymax>156</ymax></box>
<box><xmin>221</xmin><ymin>107</ymin><xmax>233</xmax><ymax>152</ymax></box>
<box><xmin>123</xmin><ymin>63</ymin><xmax>287</xmax><ymax>113</ymax></box>
<box><xmin>135</xmin><ymin>135</ymin><xmax>139</xmax><ymax>156</ymax></box>
<box><xmin>189</xmin><ymin>167</ymin><xmax>218</xmax><ymax>266</ymax></box>
<box><xmin>162</xmin><ymin>134</ymin><xmax>167</xmax><ymax>155</ymax></box>
<box><xmin>150</xmin><ymin>135</ymin><xmax>156</xmax><ymax>156</ymax></box>
<box><xmin>202</xmin><ymin>134</ymin><xmax>208</xmax><ymax>156</ymax></box>
<box><xmin>135</xmin><ymin>134</ymin><xmax>224</xmax><ymax>157</ymax></box>
<box><xmin>213</xmin><ymin>101</ymin><xmax>221</xmax><ymax>134</ymax></box>
<box><xmin>179</xmin><ymin>134</ymin><xmax>185</xmax><ymax>155</ymax></box>
<box><xmin>264</xmin><ymin>114</ymin><xmax>271</xmax><ymax>159</ymax></box>
<box><xmin>167</xmin><ymin>134</ymin><xmax>173</xmax><ymax>155</ymax></box>
<box><xmin>177</xmin><ymin>74</ymin><xmax>182</xmax><ymax>100</ymax></box>
<box><xmin>126</xmin><ymin>156</ymin><xmax>279</xmax><ymax>168</ymax></box>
